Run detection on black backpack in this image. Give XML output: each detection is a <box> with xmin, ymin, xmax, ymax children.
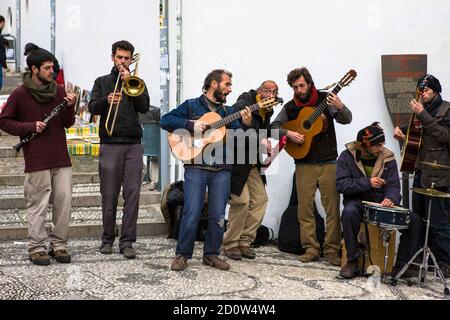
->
<box><xmin>277</xmin><ymin>173</ymin><xmax>325</xmax><ymax>254</ymax></box>
<box><xmin>165</xmin><ymin>181</ymin><xmax>208</xmax><ymax>242</ymax></box>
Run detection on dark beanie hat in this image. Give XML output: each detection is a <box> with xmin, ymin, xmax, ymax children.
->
<box><xmin>417</xmin><ymin>74</ymin><xmax>441</xmax><ymax>93</ymax></box>
<box><xmin>357</xmin><ymin>122</ymin><xmax>385</xmax><ymax>147</ymax></box>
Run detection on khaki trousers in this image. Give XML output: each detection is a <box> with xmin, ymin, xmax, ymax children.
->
<box><xmin>223</xmin><ymin>167</ymin><xmax>268</xmax><ymax>250</ymax></box>
<box><xmin>295</xmin><ymin>163</ymin><xmax>341</xmax><ymax>256</ymax></box>
<box><xmin>24</xmin><ymin>167</ymin><xmax>72</xmax><ymax>254</ymax></box>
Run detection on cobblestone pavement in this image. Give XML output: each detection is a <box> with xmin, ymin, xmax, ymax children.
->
<box><xmin>0</xmin><ymin>237</ymin><xmax>448</xmax><ymax>300</ymax></box>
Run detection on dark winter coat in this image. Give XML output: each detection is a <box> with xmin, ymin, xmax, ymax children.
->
<box><xmin>270</xmin><ymin>91</ymin><xmax>352</xmax><ymax>163</ymax></box>
<box><xmin>89</xmin><ymin>68</ymin><xmax>150</xmax><ymax>144</ymax></box>
<box><xmin>415</xmin><ymin>96</ymin><xmax>450</xmax><ymax>188</ymax></box>
<box><xmin>336</xmin><ymin>142</ymin><xmax>401</xmax><ymax>206</ymax></box>
<box><xmin>231</xmin><ymin>90</ymin><xmax>273</xmax><ymax>196</ymax></box>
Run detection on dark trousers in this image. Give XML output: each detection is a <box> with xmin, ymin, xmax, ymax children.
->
<box><xmin>99</xmin><ymin>144</ymin><xmax>143</xmax><ymax>250</ymax></box>
<box><xmin>341</xmin><ymin>200</ymin><xmax>422</xmax><ymax>265</ymax></box>
<box><xmin>176</xmin><ymin>168</ymin><xmax>231</xmax><ymax>259</ymax></box>
<box><xmin>412</xmin><ymin>172</ymin><xmax>450</xmax><ymax>265</ymax></box>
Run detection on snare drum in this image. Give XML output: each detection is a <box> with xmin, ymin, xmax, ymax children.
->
<box><xmin>362</xmin><ymin>201</ymin><xmax>411</xmax><ymax>230</ymax></box>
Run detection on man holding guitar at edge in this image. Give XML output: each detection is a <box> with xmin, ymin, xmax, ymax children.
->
<box><xmin>270</xmin><ymin>67</ymin><xmax>352</xmax><ymax>266</ymax></box>
<box><xmin>393</xmin><ymin>74</ymin><xmax>450</xmax><ymax>277</ymax></box>
<box><xmin>160</xmin><ymin>69</ymin><xmax>252</xmax><ymax>272</ymax></box>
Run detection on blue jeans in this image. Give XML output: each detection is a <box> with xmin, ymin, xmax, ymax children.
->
<box><xmin>0</xmin><ymin>69</ymin><xmax>3</xmax><ymax>91</ymax></box>
<box><xmin>176</xmin><ymin>167</ymin><xmax>231</xmax><ymax>259</ymax></box>
<box><xmin>413</xmin><ymin>171</ymin><xmax>450</xmax><ymax>264</ymax></box>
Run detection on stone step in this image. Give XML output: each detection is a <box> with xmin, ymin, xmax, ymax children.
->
<box><xmin>0</xmin><ymin>204</ymin><xmax>163</xmax><ymax>227</ymax></box>
<box><xmin>0</xmin><ymin>204</ymin><xmax>168</xmax><ymax>240</ymax></box>
<box><xmin>0</xmin><ymin>222</ymin><xmax>168</xmax><ymax>241</ymax></box>
<box><xmin>0</xmin><ymin>183</ymin><xmax>160</xmax><ymax>209</ymax></box>
<box><xmin>0</xmin><ymin>172</ymin><xmax>99</xmax><ymax>186</ymax></box>
<box><xmin>0</xmin><ymin>146</ymin><xmax>22</xmax><ymax>158</ymax></box>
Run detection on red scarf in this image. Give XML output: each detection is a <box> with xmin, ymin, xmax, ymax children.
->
<box><xmin>293</xmin><ymin>86</ymin><xmax>319</xmax><ymax>108</ymax></box>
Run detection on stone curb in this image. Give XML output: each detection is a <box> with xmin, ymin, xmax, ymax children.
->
<box><xmin>0</xmin><ymin>221</ymin><xmax>168</xmax><ymax>241</ymax></box>
<box><xmin>0</xmin><ymin>191</ymin><xmax>161</xmax><ymax>210</ymax></box>
<box><xmin>0</xmin><ymin>173</ymin><xmax>100</xmax><ymax>186</ymax></box>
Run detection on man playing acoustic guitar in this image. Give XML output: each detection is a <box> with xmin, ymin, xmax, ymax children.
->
<box><xmin>394</xmin><ymin>74</ymin><xmax>450</xmax><ymax>277</ymax></box>
<box><xmin>160</xmin><ymin>69</ymin><xmax>252</xmax><ymax>272</ymax></box>
<box><xmin>270</xmin><ymin>67</ymin><xmax>352</xmax><ymax>265</ymax></box>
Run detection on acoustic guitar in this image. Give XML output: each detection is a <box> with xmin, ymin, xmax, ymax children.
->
<box><xmin>168</xmin><ymin>97</ymin><xmax>283</xmax><ymax>161</ymax></box>
<box><xmin>281</xmin><ymin>70</ymin><xmax>357</xmax><ymax>159</ymax></box>
<box><xmin>399</xmin><ymin>87</ymin><xmax>424</xmax><ymax>173</ymax></box>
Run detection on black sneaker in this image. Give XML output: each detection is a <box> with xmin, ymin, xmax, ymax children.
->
<box><xmin>100</xmin><ymin>243</ymin><xmax>113</xmax><ymax>254</ymax></box>
<box><xmin>120</xmin><ymin>247</ymin><xmax>136</xmax><ymax>259</ymax></box>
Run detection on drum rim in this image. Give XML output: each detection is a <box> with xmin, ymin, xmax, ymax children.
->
<box><xmin>366</xmin><ymin>221</ymin><xmax>409</xmax><ymax>230</ymax></box>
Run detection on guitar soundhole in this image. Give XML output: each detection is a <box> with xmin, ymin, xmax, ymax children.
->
<box><xmin>303</xmin><ymin>120</ymin><xmax>311</xmax><ymax>130</ymax></box>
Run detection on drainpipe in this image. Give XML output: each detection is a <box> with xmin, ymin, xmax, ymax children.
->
<box><xmin>159</xmin><ymin>0</ymin><xmax>170</xmax><ymax>190</ymax></box>
<box><xmin>15</xmin><ymin>0</ymin><xmax>21</xmax><ymax>72</ymax></box>
<box><xmin>50</xmin><ymin>0</ymin><xmax>55</xmax><ymax>55</ymax></box>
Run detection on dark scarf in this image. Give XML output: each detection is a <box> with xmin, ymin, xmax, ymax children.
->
<box><xmin>22</xmin><ymin>71</ymin><xmax>57</xmax><ymax>104</ymax></box>
<box><xmin>293</xmin><ymin>85</ymin><xmax>319</xmax><ymax>108</ymax></box>
<box><xmin>424</xmin><ymin>94</ymin><xmax>443</xmax><ymax>117</ymax></box>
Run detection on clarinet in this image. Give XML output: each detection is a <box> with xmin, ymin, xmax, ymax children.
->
<box><xmin>13</xmin><ymin>100</ymin><xmax>68</xmax><ymax>153</ymax></box>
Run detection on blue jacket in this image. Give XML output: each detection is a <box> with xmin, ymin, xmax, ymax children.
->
<box><xmin>160</xmin><ymin>95</ymin><xmax>243</xmax><ymax>169</ymax></box>
<box><xmin>336</xmin><ymin>142</ymin><xmax>401</xmax><ymax>205</ymax></box>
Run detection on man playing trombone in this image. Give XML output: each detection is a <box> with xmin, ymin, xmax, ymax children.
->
<box><xmin>89</xmin><ymin>40</ymin><xmax>150</xmax><ymax>259</ymax></box>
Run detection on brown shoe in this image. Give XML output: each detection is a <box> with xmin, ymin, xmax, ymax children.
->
<box><xmin>325</xmin><ymin>254</ymin><xmax>341</xmax><ymax>266</ymax></box>
<box><xmin>29</xmin><ymin>251</ymin><xmax>50</xmax><ymax>266</ymax></box>
<box><xmin>224</xmin><ymin>247</ymin><xmax>242</xmax><ymax>260</ymax></box>
<box><xmin>239</xmin><ymin>246</ymin><xmax>256</xmax><ymax>259</ymax></box>
<box><xmin>299</xmin><ymin>250</ymin><xmax>319</xmax><ymax>263</ymax></box>
<box><xmin>48</xmin><ymin>248</ymin><xmax>71</xmax><ymax>263</ymax></box>
<box><xmin>202</xmin><ymin>255</ymin><xmax>230</xmax><ymax>270</ymax></box>
<box><xmin>171</xmin><ymin>255</ymin><xmax>187</xmax><ymax>271</ymax></box>
<box><xmin>339</xmin><ymin>260</ymin><xmax>360</xmax><ymax>279</ymax></box>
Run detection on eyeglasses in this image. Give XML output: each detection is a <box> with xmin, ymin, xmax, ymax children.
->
<box><xmin>261</xmin><ymin>89</ymin><xmax>278</xmax><ymax>95</ymax></box>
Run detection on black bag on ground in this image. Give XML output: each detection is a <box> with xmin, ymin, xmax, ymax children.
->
<box><xmin>277</xmin><ymin>172</ymin><xmax>325</xmax><ymax>254</ymax></box>
<box><xmin>162</xmin><ymin>181</ymin><xmax>208</xmax><ymax>242</ymax></box>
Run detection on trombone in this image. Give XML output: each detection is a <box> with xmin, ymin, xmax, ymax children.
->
<box><xmin>105</xmin><ymin>52</ymin><xmax>145</xmax><ymax>137</ymax></box>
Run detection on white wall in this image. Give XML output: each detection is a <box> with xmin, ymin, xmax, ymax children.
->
<box><xmin>0</xmin><ymin>0</ymin><xmax>52</xmax><ymax>71</ymax></box>
<box><xmin>181</xmin><ymin>0</ymin><xmax>450</xmax><ymax>236</ymax></box>
<box><xmin>20</xmin><ymin>0</ymin><xmax>51</xmax><ymax>68</ymax></box>
<box><xmin>0</xmin><ymin>1</ymin><xmax>16</xmax><ymax>35</ymax></box>
<box><xmin>54</xmin><ymin>0</ymin><xmax>160</xmax><ymax>107</ymax></box>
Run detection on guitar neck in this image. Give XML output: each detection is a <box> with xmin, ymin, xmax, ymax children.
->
<box><xmin>209</xmin><ymin>102</ymin><xmax>259</xmax><ymax>129</ymax></box>
<box><xmin>308</xmin><ymin>84</ymin><xmax>343</xmax><ymax>123</ymax></box>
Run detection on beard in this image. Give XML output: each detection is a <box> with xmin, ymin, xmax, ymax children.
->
<box><xmin>295</xmin><ymin>88</ymin><xmax>311</xmax><ymax>103</ymax></box>
<box><xmin>37</xmin><ymin>73</ymin><xmax>52</xmax><ymax>84</ymax></box>
<box><xmin>213</xmin><ymin>87</ymin><xmax>227</xmax><ymax>104</ymax></box>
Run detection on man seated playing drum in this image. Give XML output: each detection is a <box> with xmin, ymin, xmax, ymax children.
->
<box><xmin>336</xmin><ymin>122</ymin><xmax>422</xmax><ymax>279</ymax></box>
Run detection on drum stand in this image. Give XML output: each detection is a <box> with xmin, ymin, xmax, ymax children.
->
<box><xmin>379</xmin><ymin>227</ymin><xmax>395</xmax><ymax>283</ymax></box>
<box><xmin>391</xmin><ymin>197</ymin><xmax>450</xmax><ymax>295</ymax></box>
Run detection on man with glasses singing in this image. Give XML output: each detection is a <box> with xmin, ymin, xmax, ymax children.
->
<box><xmin>223</xmin><ymin>80</ymin><xmax>279</xmax><ymax>260</ymax></box>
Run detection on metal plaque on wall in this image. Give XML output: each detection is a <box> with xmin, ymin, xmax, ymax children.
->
<box><xmin>381</xmin><ymin>54</ymin><xmax>427</xmax><ymax>129</ymax></box>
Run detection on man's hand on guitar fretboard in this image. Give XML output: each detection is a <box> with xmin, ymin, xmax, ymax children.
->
<box><xmin>326</xmin><ymin>92</ymin><xmax>344</xmax><ymax>110</ymax></box>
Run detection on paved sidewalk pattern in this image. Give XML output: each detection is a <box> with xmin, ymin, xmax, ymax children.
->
<box><xmin>0</xmin><ymin>237</ymin><xmax>448</xmax><ymax>300</ymax></box>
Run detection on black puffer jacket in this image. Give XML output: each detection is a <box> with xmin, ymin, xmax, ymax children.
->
<box><xmin>89</xmin><ymin>68</ymin><xmax>150</xmax><ymax>144</ymax></box>
<box><xmin>231</xmin><ymin>90</ymin><xmax>273</xmax><ymax>196</ymax></box>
